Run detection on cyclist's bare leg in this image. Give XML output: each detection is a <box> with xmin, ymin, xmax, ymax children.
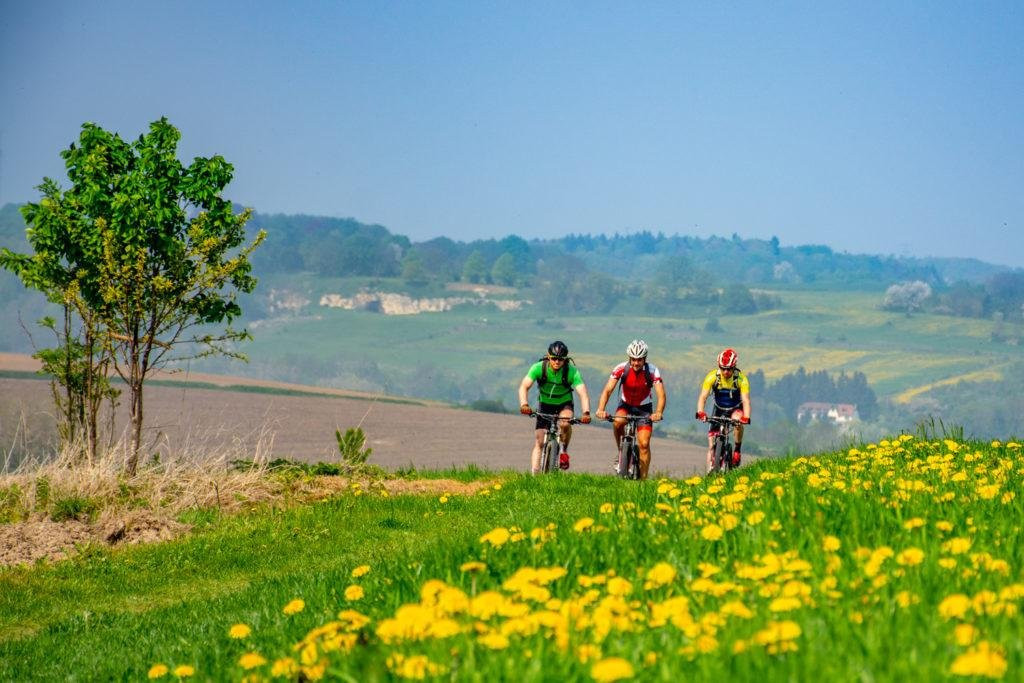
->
<box><xmin>531</xmin><ymin>428</ymin><xmax>545</xmax><ymax>475</ymax></box>
<box><xmin>706</xmin><ymin>432</ymin><xmax>716</xmax><ymax>471</ymax></box>
<box><xmin>558</xmin><ymin>406</ymin><xmax>574</xmax><ymax>449</ymax></box>
<box><xmin>637</xmin><ymin>428</ymin><xmax>652</xmax><ymax>479</ymax></box>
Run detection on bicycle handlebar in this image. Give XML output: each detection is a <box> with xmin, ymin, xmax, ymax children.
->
<box><xmin>603</xmin><ymin>414</ymin><xmax>647</xmax><ymax>422</ymax></box>
<box><xmin>528</xmin><ymin>412</ymin><xmax>583</xmax><ymax>425</ymax></box>
<box><xmin>702</xmin><ymin>415</ymin><xmax>748</xmax><ymax>426</ymax></box>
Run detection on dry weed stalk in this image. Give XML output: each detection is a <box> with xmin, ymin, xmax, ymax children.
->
<box><xmin>0</xmin><ymin>421</ymin><xmax>301</xmax><ymax>522</ymax></box>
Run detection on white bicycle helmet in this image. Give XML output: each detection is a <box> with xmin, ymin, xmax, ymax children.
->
<box><xmin>626</xmin><ymin>339</ymin><xmax>648</xmax><ymax>359</ymax></box>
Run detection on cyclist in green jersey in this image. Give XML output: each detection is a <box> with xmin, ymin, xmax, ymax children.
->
<box><xmin>518</xmin><ymin>341</ymin><xmax>591</xmax><ymax>473</ymax></box>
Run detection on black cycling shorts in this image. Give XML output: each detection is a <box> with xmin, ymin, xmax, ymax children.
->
<box><xmin>536</xmin><ymin>400</ymin><xmax>574</xmax><ymax>430</ymax></box>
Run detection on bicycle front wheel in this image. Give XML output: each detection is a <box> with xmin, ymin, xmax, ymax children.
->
<box><xmin>617</xmin><ymin>437</ymin><xmax>632</xmax><ymax>478</ymax></box>
<box><xmin>712</xmin><ymin>438</ymin><xmax>726</xmax><ymax>473</ymax></box>
<box><xmin>543</xmin><ymin>437</ymin><xmax>559</xmax><ymax>474</ymax></box>
<box><xmin>629</xmin><ymin>443</ymin><xmax>641</xmax><ymax>480</ymax></box>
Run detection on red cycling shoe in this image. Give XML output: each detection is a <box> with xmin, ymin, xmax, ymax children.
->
<box><xmin>559</xmin><ymin>452</ymin><xmax>570</xmax><ymax>470</ymax></box>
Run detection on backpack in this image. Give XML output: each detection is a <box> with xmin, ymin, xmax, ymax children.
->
<box><xmin>538</xmin><ymin>358</ymin><xmax>573</xmax><ymax>389</ymax></box>
<box><xmin>712</xmin><ymin>368</ymin><xmax>743</xmax><ymax>409</ymax></box>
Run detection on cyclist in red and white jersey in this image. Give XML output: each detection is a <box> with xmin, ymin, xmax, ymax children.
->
<box><xmin>595</xmin><ymin>339</ymin><xmax>667</xmax><ymax>480</ymax></box>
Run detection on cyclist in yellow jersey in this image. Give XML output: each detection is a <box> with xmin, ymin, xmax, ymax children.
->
<box><xmin>695</xmin><ymin>348</ymin><xmax>751</xmax><ymax>471</ymax></box>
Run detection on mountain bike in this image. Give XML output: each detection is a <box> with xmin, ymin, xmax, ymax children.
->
<box><xmin>606</xmin><ymin>415</ymin><xmax>644</xmax><ymax>480</ymax></box>
<box><xmin>529</xmin><ymin>411</ymin><xmax>581</xmax><ymax>473</ymax></box>
<box><xmin>704</xmin><ymin>414</ymin><xmax>742</xmax><ymax>474</ymax></box>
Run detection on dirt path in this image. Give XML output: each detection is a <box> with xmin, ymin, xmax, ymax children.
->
<box><xmin>1</xmin><ymin>355</ymin><xmax>708</xmax><ymax>477</ymax></box>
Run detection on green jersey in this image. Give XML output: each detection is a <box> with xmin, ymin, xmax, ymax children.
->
<box><xmin>526</xmin><ymin>360</ymin><xmax>583</xmax><ymax>404</ymax></box>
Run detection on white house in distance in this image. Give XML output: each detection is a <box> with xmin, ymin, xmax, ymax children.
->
<box><xmin>797</xmin><ymin>402</ymin><xmax>860</xmax><ymax>424</ymax></box>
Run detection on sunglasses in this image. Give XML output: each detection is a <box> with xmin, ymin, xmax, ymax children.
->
<box><xmin>548</xmin><ymin>356</ymin><xmax>566</xmax><ymax>362</ymax></box>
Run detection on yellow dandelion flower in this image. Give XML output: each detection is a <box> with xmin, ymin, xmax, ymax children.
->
<box><xmin>345</xmin><ymin>585</ymin><xmax>365</xmax><ymax>601</ymax></box>
<box><xmin>938</xmin><ymin>594</ymin><xmax>971</xmax><ymax>619</ymax></box>
<box><xmin>897</xmin><ymin>548</ymin><xmax>925</xmax><ymax>566</ymax></box>
<box><xmin>492</xmin><ymin>483</ymin><xmax>502</xmax><ymax>490</ymax></box>
<box><xmin>577</xmin><ymin>644</ymin><xmax>602</xmax><ymax>663</ymax></box>
<box><xmin>238</xmin><ymin>652</ymin><xmax>267</xmax><ymax>670</ymax></box>
<box><xmin>701</xmin><ymin>523</ymin><xmax>724</xmax><ymax>541</ymax></box>
<box><xmin>228</xmin><ymin>623</ymin><xmax>251</xmax><ymax>639</ymax></box>
<box><xmin>645</xmin><ymin>562</ymin><xmax>677</xmax><ymax>587</ymax></box>
<box><xmin>822</xmin><ymin>536</ymin><xmax>841</xmax><ymax>552</ymax></box>
<box><xmin>478</xmin><ymin>632</ymin><xmax>510</xmax><ymax>649</ymax></box>
<box><xmin>172</xmin><ymin>665</ymin><xmax>194</xmax><ymax>678</ymax></box>
<box><xmin>746</xmin><ymin>510</ymin><xmax>765</xmax><ymax>525</ymax></box>
<box><xmin>936</xmin><ymin>521</ymin><xmax>954</xmax><ymax>532</ymax></box>
<box><xmin>903</xmin><ymin>517</ymin><xmax>925</xmax><ymax>530</ymax></box>
<box><xmin>720</xmin><ymin>513</ymin><xmax>739</xmax><ymax>530</ymax></box>
<box><xmin>591</xmin><ymin>656</ymin><xmax>635</xmax><ymax>682</ymax></box>
<box><xmin>271</xmin><ymin>658</ymin><xmax>298</xmax><ymax>677</ymax></box>
<box><xmin>943</xmin><ymin>538</ymin><xmax>972</xmax><ymax>555</ymax></box>
<box><xmin>460</xmin><ymin>561</ymin><xmax>487</xmax><ymax>573</ymax></box>
<box><xmin>607</xmin><ymin>576</ymin><xmax>633</xmax><ymax>596</ymax></box>
<box><xmin>148</xmin><ymin>664</ymin><xmax>169</xmax><ymax>679</ymax></box>
<box><xmin>439</xmin><ymin>495</ymin><xmax>449</xmax><ymax>503</ymax></box>
<box><xmin>283</xmin><ymin>599</ymin><xmax>305</xmax><ymax>615</ymax></box>
<box><xmin>574</xmin><ymin>517</ymin><xmax>595</xmax><ymax>533</ymax></box>
<box><xmin>954</xmin><ymin>623</ymin><xmax>978</xmax><ymax>646</ymax></box>
<box><xmin>949</xmin><ymin>641</ymin><xmax>1007</xmax><ymax>678</ymax></box>
<box><xmin>351</xmin><ymin>565</ymin><xmax>371</xmax><ymax>578</ymax></box>
<box><xmin>599</xmin><ymin>502</ymin><xmax>614</xmax><ymax>514</ymax></box>
<box><xmin>480</xmin><ymin>527</ymin><xmax>512</xmax><ymax>546</ymax></box>
<box><xmin>768</xmin><ymin>596</ymin><xmax>802</xmax><ymax>612</ymax></box>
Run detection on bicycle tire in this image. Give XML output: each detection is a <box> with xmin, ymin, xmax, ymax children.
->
<box><xmin>543</xmin><ymin>436</ymin><xmax>559</xmax><ymax>474</ymax></box>
<box><xmin>712</xmin><ymin>438</ymin><xmax>726</xmax><ymax>473</ymax></box>
<box><xmin>629</xmin><ymin>443</ymin><xmax>641</xmax><ymax>480</ymax></box>
<box><xmin>724</xmin><ymin>443</ymin><xmax>734</xmax><ymax>472</ymax></box>
<box><xmin>617</xmin><ymin>437</ymin><xmax>633</xmax><ymax>479</ymax></box>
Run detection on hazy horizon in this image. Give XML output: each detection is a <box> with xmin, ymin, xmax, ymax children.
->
<box><xmin>3</xmin><ymin>2</ymin><xmax>1021</xmax><ymax>266</ymax></box>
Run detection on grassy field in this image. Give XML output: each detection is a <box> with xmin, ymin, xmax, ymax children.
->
<box><xmin>2</xmin><ymin>437</ymin><xmax>1021</xmax><ymax>680</ymax></box>
<box><xmin>208</xmin><ymin>286</ymin><xmax>1017</xmax><ymax>410</ymax></box>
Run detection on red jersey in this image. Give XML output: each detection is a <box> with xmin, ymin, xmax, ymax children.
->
<box><xmin>609</xmin><ymin>361</ymin><xmax>663</xmax><ymax>406</ymax></box>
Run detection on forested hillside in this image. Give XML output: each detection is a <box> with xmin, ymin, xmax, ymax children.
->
<box><xmin>4</xmin><ymin>203</ymin><xmax>1023</xmax><ymax>453</ymax></box>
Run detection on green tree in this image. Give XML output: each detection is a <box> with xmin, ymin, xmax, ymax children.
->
<box><xmin>2</xmin><ymin>180</ymin><xmax>119</xmax><ymax>461</ymax></box>
<box><xmin>4</xmin><ymin>118</ymin><xmax>265</xmax><ymax>474</ymax></box>
<box><xmin>462</xmin><ymin>250</ymin><xmax>489</xmax><ymax>284</ymax></box>
<box><xmin>490</xmin><ymin>252</ymin><xmax>519</xmax><ymax>286</ymax></box>
<box><xmin>401</xmin><ymin>250</ymin><xmax>429</xmax><ymax>286</ymax></box>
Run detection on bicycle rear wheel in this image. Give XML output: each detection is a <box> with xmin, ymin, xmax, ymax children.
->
<box><xmin>542</xmin><ymin>437</ymin><xmax>559</xmax><ymax>474</ymax></box>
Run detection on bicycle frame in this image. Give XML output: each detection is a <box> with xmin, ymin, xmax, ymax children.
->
<box><xmin>530</xmin><ymin>412</ymin><xmax>580</xmax><ymax>473</ymax></box>
<box><xmin>704</xmin><ymin>415</ymin><xmax>740</xmax><ymax>474</ymax></box>
<box><xmin>606</xmin><ymin>415</ymin><xmax>645</xmax><ymax>480</ymax></box>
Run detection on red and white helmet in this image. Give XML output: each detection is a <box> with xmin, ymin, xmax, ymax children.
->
<box><xmin>718</xmin><ymin>348</ymin><xmax>738</xmax><ymax>369</ymax></box>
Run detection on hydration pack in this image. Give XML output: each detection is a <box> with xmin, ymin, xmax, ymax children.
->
<box><xmin>539</xmin><ymin>358</ymin><xmax>573</xmax><ymax>389</ymax></box>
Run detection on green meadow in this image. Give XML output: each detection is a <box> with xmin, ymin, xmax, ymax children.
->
<box><xmin>2</xmin><ymin>436</ymin><xmax>1021</xmax><ymax>681</ymax></box>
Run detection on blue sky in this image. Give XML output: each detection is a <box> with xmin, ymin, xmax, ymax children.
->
<box><xmin>2</xmin><ymin>1</ymin><xmax>1022</xmax><ymax>265</ymax></box>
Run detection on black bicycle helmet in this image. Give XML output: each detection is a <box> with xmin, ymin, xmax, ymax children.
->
<box><xmin>547</xmin><ymin>340</ymin><xmax>569</xmax><ymax>359</ymax></box>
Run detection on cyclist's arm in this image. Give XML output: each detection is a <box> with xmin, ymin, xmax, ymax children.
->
<box><xmin>595</xmin><ymin>376</ymin><xmax>618</xmax><ymax>418</ymax></box>
<box><xmin>696</xmin><ymin>387</ymin><xmax>710</xmax><ymax>414</ymax></box>
<box><xmin>517</xmin><ymin>375</ymin><xmax>534</xmax><ymax>408</ymax></box>
<box><xmin>574</xmin><ymin>382</ymin><xmax>591</xmax><ymax>414</ymax></box>
<box><xmin>652</xmin><ymin>381</ymin><xmax>666</xmax><ymax>420</ymax></box>
<box><xmin>742</xmin><ymin>391</ymin><xmax>752</xmax><ymax>421</ymax></box>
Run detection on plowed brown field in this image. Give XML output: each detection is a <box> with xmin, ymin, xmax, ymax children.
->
<box><xmin>1</xmin><ymin>353</ymin><xmax>707</xmax><ymax>476</ymax></box>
